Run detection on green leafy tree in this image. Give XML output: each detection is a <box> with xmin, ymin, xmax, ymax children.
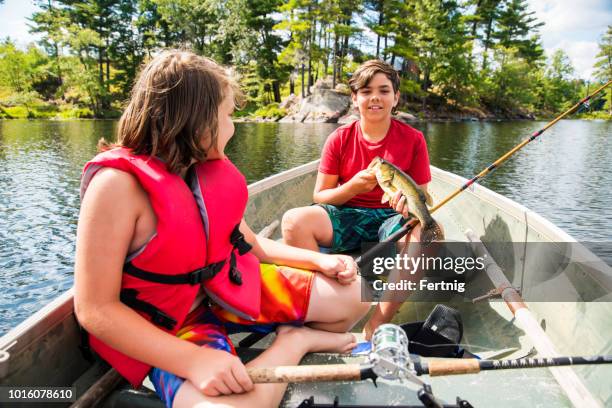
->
<box><xmin>152</xmin><ymin>0</ymin><xmax>221</xmax><ymax>55</ymax></box>
<box><xmin>277</xmin><ymin>0</ymin><xmax>317</xmax><ymax>94</ymax></box>
<box><xmin>536</xmin><ymin>49</ymin><xmax>580</xmax><ymax>113</ymax></box>
<box><xmin>243</xmin><ymin>0</ymin><xmax>290</xmax><ymax>103</ymax></box>
<box><xmin>464</xmin><ymin>0</ymin><xmax>500</xmax><ymax>70</ymax></box>
<box><xmin>482</xmin><ymin>46</ymin><xmax>538</xmax><ymax>113</ymax></box>
<box><xmin>410</xmin><ymin>0</ymin><xmax>475</xmax><ymax>105</ymax></box>
<box><xmin>29</xmin><ymin>0</ymin><xmax>70</xmax><ymax>88</ymax></box>
<box><xmin>108</xmin><ymin>0</ymin><xmax>152</xmax><ymax>96</ymax></box>
<box><xmin>593</xmin><ymin>25</ymin><xmax>612</xmax><ymax>113</ymax></box>
<box><xmin>0</xmin><ymin>40</ymin><xmax>48</xmax><ymax>93</ymax></box>
<box><xmin>0</xmin><ymin>40</ymin><xmax>31</xmax><ymax>92</ymax></box>
<box><xmin>493</xmin><ymin>0</ymin><xmax>543</xmax><ymax>65</ymax></box>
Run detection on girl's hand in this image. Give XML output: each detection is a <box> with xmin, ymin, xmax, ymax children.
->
<box><xmin>390</xmin><ymin>190</ymin><xmax>409</xmax><ymax>219</ymax></box>
<box><xmin>316</xmin><ymin>254</ymin><xmax>358</xmax><ymax>285</ymax></box>
<box><xmin>186</xmin><ymin>348</ymin><xmax>253</xmax><ymax>396</ymax></box>
<box><xmin>348</xmin><ymin>169</ymin><xmax>378</xmax><ymax>194</ymax></box>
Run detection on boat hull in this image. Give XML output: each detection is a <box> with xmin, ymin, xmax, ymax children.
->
<box><xmin>1</xmin><ymin>161</ymin><xmax>610</xmax><ymax>407</ymax></box>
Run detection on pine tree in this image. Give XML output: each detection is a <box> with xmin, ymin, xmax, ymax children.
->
<box><xmin>29</xmin><ymin>0</ymin><xmax>69</xmax><ymax>86</ymax></box>
<box><xmin>493</xmin><ymin>0</ymin><xmax>543</xmax><ymax>65</ymax></box>
<box><xmin>465</xmin><ymin>0</ymin><xmax>500</xmax><ymax>70</ymax></box>
<box><xmin>593</xmin><ymin>25</ymin><xmax>612</xmax><ymax>113</ymax></box>
<box><xmin>412</xmin><ymin>0</ymin><xmax>475</xmax><ymax>105</ymax></box>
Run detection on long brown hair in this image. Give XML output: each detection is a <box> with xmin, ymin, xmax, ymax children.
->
<box><xmin>105</xmin><ymin>50</ymin><xmax>242</xmax><ymax>174</ymax></box>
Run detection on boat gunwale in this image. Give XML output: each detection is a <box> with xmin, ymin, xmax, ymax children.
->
<box><xmin>248</xmin><ymin>160</ymin><xmax>319</xmax><ymax>197</ymax></box>
<box><xmin>0</xmin><ymin>288</ymin><xmax>75</xmax><ymax>368</ymax></box>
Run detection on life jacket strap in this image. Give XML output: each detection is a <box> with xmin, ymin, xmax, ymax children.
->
<box><xmin>124</xmin><ymin>261</ymin><xmax>224</xmax><ymax>285</ymax></box>
<box><xmin>120</xmin><ymin>288</ymin><xmax>177</xmax><ymax>330</ymax></box>
<box><xmin>226</xmin><ymin>223</ymin><xmax>253</xmax><ymax>285</ymax></box>
<box><xmin>228</xmin><ymin>251</ymin><xmax>243</xmax><ymax>285</ymax></box>
<box><xmin>230</xmin><ymin>224</ymin><xmax>252</xmax><ymax>255</ymax></box>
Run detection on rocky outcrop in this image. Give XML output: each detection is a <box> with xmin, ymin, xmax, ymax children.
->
<box><xmin>394</xmin><ymin>111</ymin><xmax>418</xmax><ymax>122</ymax></box>
<box><xmin>279</xmin><ymin>78</ymin><xmax>351</xmax><ymax>123</ymax></box>
<box><xmin>337</xmin><ymin>107</ymin><xmax>360</xmax><ymax>124</ymax></box>
<box><xmin>278</xmin><ymin>94</ymin><xmax>299</xmax><ymax>111</ymax></box>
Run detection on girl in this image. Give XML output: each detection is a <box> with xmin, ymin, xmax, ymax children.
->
<box><xmin>74</xmin><ymin>50</ymin><xmax>370</xmax><ymax>408</ymax></box>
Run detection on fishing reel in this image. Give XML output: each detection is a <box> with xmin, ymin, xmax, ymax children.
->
<box><xmin>366</xmin><ymin>324</ymin><xmax>470</xmax><ymax>408</ymax></box>
<box><xmin>367</xmin><ymin>324</ymin><xmax>423</xmax><ymax>386</ymax></box>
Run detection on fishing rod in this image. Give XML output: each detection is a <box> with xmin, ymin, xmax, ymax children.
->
<box><xmin>355</xmin><ymin>79</ymin><xmax>612</xmax><ymax>268</ymax></box>
<box><xmin>246</xmin><ymin>324</ymin><xmax>612</xmax><ymax>406</ymax></box>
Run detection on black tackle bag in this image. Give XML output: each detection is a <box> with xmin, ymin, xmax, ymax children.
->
<box><xmin>400</xmin><ymin>304</ymin><xmax>477</xmax><ymax>359</ymax></box>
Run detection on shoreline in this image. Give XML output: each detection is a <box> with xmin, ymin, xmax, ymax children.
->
<box><xmin>1</xmin><ymin>115</ymin><xmax>608</xmax><ymax>122</ymax></box>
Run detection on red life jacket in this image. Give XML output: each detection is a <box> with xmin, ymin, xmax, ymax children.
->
<box><xmin>190</xmin><ymin>160</ymin><xmax>262</xmax><ymax>319</ymax></box>
<box><xmin>79</xmin><ymin>147</ymin><xmax>261</xmax><ymax>387</ymax></box>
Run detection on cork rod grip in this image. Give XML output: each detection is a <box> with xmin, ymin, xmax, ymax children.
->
<box><xmin>427</xmin><ymin>359</ymin><xmax>481</xmax><ymax>376</ymax></box>
<box><xmin>247</xmin><ymin>364</ymin><xmax>363</xmax><ymax>383</ymax></box>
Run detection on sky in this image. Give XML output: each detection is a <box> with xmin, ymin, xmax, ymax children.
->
<box><xmin>0</xmin><ymin>0</ymin><xmax>610</xmax><ymax>80</ymax></box>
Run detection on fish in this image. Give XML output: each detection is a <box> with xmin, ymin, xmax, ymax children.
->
<box><xmin>368</xmin><ymin>156</ymin><xmax>444</xmax><ymax>244</ymax></box>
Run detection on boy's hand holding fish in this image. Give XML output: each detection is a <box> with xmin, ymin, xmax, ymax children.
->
<box><xmin>390</xmin><ymin>190</ymin><xmax>410</xmax><ymax>219</ymax></box>
<box><xmin>347</xmin><ymin>169</ymin><xmax>378</xmax><ymax>194</ymax></box>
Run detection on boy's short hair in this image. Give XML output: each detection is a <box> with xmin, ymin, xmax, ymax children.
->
<box><xmin>110</xmin><ymin>50</ymin><xmax>242</xmax><ymax>174</ymax></box>
<box><xmin>348</xmin><ymin>59</ymin><xmax>400</xmax><ymax>94</ymax></box>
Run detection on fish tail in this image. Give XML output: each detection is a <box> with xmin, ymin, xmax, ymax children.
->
<box><xmin>421</xmin><ymin>218</ymin><xmax>444</xmax><ymax>244</ymax></box>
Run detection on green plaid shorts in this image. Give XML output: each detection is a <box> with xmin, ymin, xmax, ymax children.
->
<box><xmin>318</xmin><ymin>204</ymin><xmax>407</xmax><ymax>253</ymax></box>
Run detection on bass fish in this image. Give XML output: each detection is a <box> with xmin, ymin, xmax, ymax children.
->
<box><xmin>368</xmin><ymin>156</ymin><xmax>444</xmax><ymax>243</ymax></box>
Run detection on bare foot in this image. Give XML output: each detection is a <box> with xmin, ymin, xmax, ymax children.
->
<box><xmin>276</xmin><ymin>325</ymin><xmax>356</xmax><ymax>354</ymax></box>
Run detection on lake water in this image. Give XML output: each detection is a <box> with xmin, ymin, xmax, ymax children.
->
<box><xmin>0</xmin><ymin>119</ymin><xmax>610</xmax><ymax>335</ymax></box>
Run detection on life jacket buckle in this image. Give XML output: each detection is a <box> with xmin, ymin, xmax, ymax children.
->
<box><xmin>189</xmin><ymin>268</ymin><xmax>205</xmax><ymax>285</ymax></box>
<box><xmin>189</xmin><ymin>262</ymin><xmax>225</xmax><ymax>285</ymax></box>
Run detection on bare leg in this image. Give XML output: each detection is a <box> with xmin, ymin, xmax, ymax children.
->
<box><xmin>363</xmin><ymin>221</ymin><xmax>447</xmax><ymax>339</ymax></box>
<box><xmin>282</xmin><ymin>206</ymin><xmax>333</xmax><ymax>251</ymax></box>
<box><xmin>172</xmin><ymin>326</ymin><xmax>356</xmax><ymax>408</ymax></box>
<box><xmin>362</xmin><ymin>224</ymin><xmax>422</xmax><ymax>340</ymax></box>
<box><xmin>305</xmin><ymin>273</ymin><xmax>371</xmax><ymax>333</ymax></box>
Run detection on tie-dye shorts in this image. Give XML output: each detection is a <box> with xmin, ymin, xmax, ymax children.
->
<box><xmin>149</xmin><ymin>263</ymin><xmax>314</xmax><ymax>407</ymax></box>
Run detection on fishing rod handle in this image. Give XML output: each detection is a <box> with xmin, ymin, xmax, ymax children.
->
<box><xmin>247</xmin><ymin>363</ymin><xmax>365</xmax><ymax>383</ymax></box>
<box><xmin>424</xmin><ymin>359</ymin><xmax>481</xmax><ymax>377</ymax></box>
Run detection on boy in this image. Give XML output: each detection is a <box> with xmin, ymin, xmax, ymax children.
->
<box><xmin>281</xmin><ymin>59</ymin><xmax>435</xmax><ymax>339</ymax></box>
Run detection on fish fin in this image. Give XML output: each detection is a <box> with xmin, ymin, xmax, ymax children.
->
<box><xmin>381</xmin><ymin>193</ymin><xmax>390</xmax><ymax>204</ymax></box>
<box><xmin>421</xmin><ymin>219</ymin><xmax>444</xmax><ymax>244</ymax></box>
<box><xmin>423</xmin><ymin>190</ymin><xmax>433</xmax><ymax>207</ymax></box>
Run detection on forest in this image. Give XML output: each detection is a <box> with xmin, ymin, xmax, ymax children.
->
<box><xmin>0</xmin><ymin>0</ymin><xmax>610</xmax><ymax>120</ymax></box>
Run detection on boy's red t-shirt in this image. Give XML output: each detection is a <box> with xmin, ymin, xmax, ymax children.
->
<box><xmin>319</xmin><ymin>119</ymin><xmax>431</xmax><ymax>208</ymax></box>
